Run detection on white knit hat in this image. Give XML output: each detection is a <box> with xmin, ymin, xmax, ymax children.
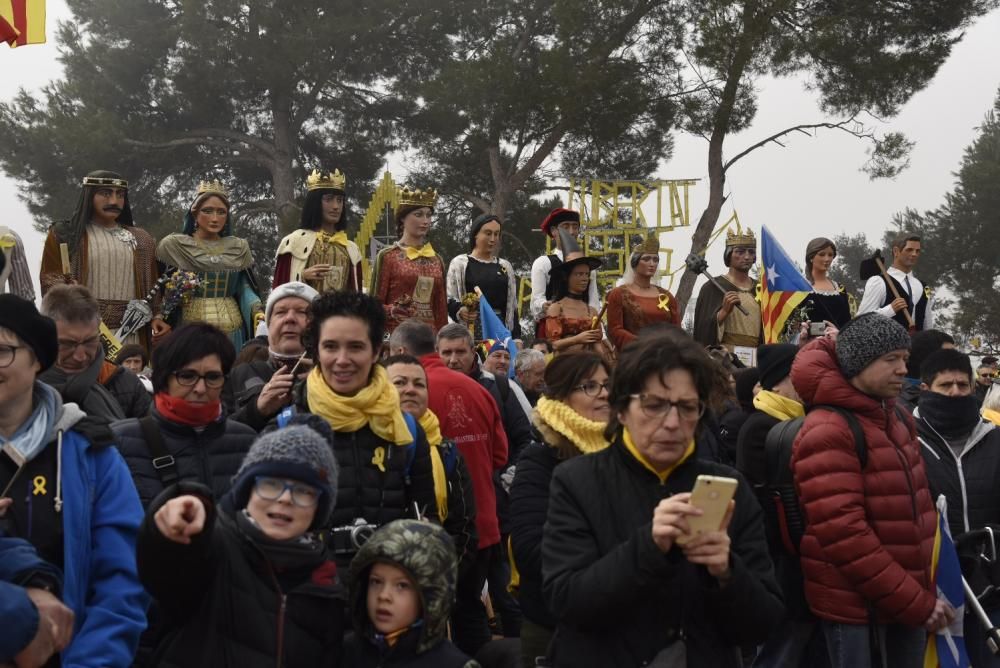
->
<box><xmin>265</xmin><ymin>281</ymin><xmax>319</xmax><ymax>322</ymax></box>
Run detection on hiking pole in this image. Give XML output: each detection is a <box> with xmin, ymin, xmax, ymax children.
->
<box><xmin>963</xmin><ymin>575</ymin><xmax>1000</xmax><ymax>655</ymax></box>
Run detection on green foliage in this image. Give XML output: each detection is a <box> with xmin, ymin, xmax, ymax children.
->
<box><xmin>898</xmin><ymin>90</ymin><xmax>1000</xmax><ymax>347</ymax></box>
<box><xmin>828</xmin><ymin>232</ymin><xmax>875</xmax><ymax>303</ymax></box>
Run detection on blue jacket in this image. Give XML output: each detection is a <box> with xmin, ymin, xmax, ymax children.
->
<box><xmin>59</xmin><ymin>428</ymin><xmax>148</xmax><ymax>667</ymax></box>
<box><xmin>0</xmin><ymin>535</ymin><xmax>62</xmax><ymax>661</ymax></box>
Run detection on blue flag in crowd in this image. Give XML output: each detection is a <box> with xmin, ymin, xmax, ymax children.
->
<box><xmin>478</xmin><ymin>291</ymin><xmax>518</xmax><ymax>378</ymax></box>
<box><xmin>925</xmin><ymin>495</ymin><xmax>970</xmax><ymax>668</ymax></box>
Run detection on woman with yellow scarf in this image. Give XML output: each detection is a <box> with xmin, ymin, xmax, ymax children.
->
<box><xmin>509</xmin><ymin>352</ymin><xmax>612</xmax><ymax>668</ymax></box>
<box><xmin>383</xmin><ymin>353</ymin><xmax>478</xmax><ymax>574</ymax></box>
<box><xmin>280</xmin><ymin>291</ymin><xmax>438</xmax><ymax>568</ymax></box>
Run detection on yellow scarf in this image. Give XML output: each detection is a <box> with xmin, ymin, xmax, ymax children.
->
<box><xmin>403</xmin><ymin>243</ymin><xmax>436</xmax><ymax>260</ymax></box>
<box><xmin>535</xmin><ymin>397</ymin><xmax>610</xmax><ymax>454</ymax></box>
<box><xmin>983</xmin><ymin>409</ymin><xmax>1000</xmax><ymax>428</ymax></box>
<box><xmin>305</xmin><ymin>365</ymin><xmax>412</xmax><ymax>445</ymax></box>
<box><xmin>622</xmin><ymin>427</ymin><xmax>694</xmax><ymax>483</ymax></box>
<box><xmin>317</xmin><ymin>230</ymin><xmax>348</xmax><ymax>246</ymax></box>
<box><xmin>753</xmin><ymin>390</ymin><xmax>805</xmax><ymax>422</ymax></box>
<box><xmin>418</xmin><ymin>410</ymin><xmax>449</xmax><ymax>521</ymax></box>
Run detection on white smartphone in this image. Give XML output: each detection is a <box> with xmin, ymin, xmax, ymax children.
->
<box><xmin>675</xmin><ymin>474</ymin><xmax>738</xmax><ymax>545</ymax></box>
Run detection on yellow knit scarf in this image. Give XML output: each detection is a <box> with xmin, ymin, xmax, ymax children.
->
<box><xmin>403</xmin><ymin>242</ymin><xmax>436</xmax><ymax>260</ymax></box>
<box><xmin>305</xmin><ymin>365</ymin><xmax>412</xmax><ymax>445</ymax></box>
<box><xmin>418</xmin><ymin>409</ymin><xmax>449</xmax><ymax>521</ymax></box>
<box><xmin>983</xmin><ymin>408</ymin><xmax>1000</xmax><ymax>428</ymax></box>
<box><xmin>753</xmin><ymin>390</ymin><xmax>805</xmax><ymax>422</ymax></box>
<box><xmin>622</xmin><ymin>427</ymin><xmax>694</xmax><ymax>483</ymax></box>
<box><xmin>535</xmin><ymin>396</ymin><xmax>610</xmax><ymax>454</ymax></box>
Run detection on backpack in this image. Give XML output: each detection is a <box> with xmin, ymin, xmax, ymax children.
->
<box><xmin>763</xmin><ymin>404</ymin><xmax>868</xmax><ymax>556</ymax></box>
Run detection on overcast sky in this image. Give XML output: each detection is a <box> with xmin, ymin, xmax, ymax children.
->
<box><xmin>3</xmin><ymin>2</ymin><xmax>999</xmax><ymax>302</ymax></box>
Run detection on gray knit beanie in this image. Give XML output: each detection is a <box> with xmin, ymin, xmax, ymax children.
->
<box><xmin>230</xmin><ymin>423</ymin><xmax>338</xmax><ymax>530</ymax></box>
<box><xmin>835</xmin><ymin>314</ymin><xmax>911</xmax><ymax>379</ymax></box>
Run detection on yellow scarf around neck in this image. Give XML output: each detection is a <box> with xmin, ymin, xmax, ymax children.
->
<box><xmin>403</xmin><ymin>242</ymin><xmax>436</xmax><ymax>260</ymax></box>
<box><xmin>622</xmin><ymin>427</ymin><xmax>694</xmax><ymax>483</ymax></box>
<box><xmin>305</xmin><ymin>365</ymin><xmax>412</xmax><ymax>445</ymax></box>
<box><xmin>418</xmin><ymin>409</ymin><xmax>449</xmax><ymax>521</ymax></box>
<box><xmin>318</xmin><ymin>230</ymin><xmax>348</xmax><ymax>246</ymax></box>
<box><xmin>983</xmin><ymin>408</ymin><xmax>1000</xmax><ymax>428</ymax></box>
<box><xmin>753</xmin><ymin>390</ymin><xmax>805</xmax><ymax>422</ymax></box>
<box><xmin>535</xmin><ymin>396</ymin><xmax>610</xmax><ymax>454</ymax></box>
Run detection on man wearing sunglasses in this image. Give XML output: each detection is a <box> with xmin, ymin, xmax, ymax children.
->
<box><xmin>39</xmin><ymin>284</ymin><xmax>151</xmax><ymax>420</ymax></box>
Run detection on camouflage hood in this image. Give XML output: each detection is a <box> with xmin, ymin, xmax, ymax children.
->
<box><xmin>348</xmin><ymin>519</ymin><xmax>457</xmax><ymax>653</ymax></box>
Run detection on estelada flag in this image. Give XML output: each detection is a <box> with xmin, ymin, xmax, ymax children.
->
<box><xmin>0</xmin><ymin>0</ymin><xmax>45</xmax><ymax>47</ymax></box>
<box><xmin>759</xmin><ymin>225</ymin><xmax>813</xmax><ymax>343</ymax></box>
<box><xmin>924</xmin><ymin>495</ymin><xmax>970</xmax><ymax>668</ymax></box>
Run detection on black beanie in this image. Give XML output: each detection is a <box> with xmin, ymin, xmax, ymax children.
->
<box><xmin>0</xmin><ymin>294</ymin><xmax>58</xmax><ymax>372</ymax></box>
<box><xmin>757</xmin><ymin>344</ymin><xmax>799</xmax><ymax>391</ymax></box>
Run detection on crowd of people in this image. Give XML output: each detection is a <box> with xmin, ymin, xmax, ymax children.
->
<box><xmin>2</xmin><ymin>167</ymin><xmax>1000</xmax><ymax>668</ymax></box>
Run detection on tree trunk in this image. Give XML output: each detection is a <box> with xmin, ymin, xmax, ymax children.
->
<box><xmin>270</xmin><ymin>89</ymin><xmax>299</xmax><ymax>237</ymax></box>
<box><xmin>674</xmin><ymin>3</ymin><xmax>762</xmax><ymax>313</ymax></box>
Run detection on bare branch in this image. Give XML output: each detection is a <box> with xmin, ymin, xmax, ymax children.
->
<box><xmin>723</xmin><ymin>117</ymin><xmax>871</xmax><ymax>172</ymax></box>
<box><xmin>458</xmin><ymin>191</ymin><xmax>492</xmax><ymax>213</ymax></box>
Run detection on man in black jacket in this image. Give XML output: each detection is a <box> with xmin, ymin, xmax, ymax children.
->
<box><xmin>228</xmin><ymin>281</ymin><xmax>318</xmax><ymax>431</ymax></box>
<box><xmin>39</xmin><ymin>285</ymin><xmax>150</xmax><ymax>420</ymax></box>
<box><xmin>915</xmin><ymin>348</ymin><xmax>1000</xmax><ymax>668</ymax></box>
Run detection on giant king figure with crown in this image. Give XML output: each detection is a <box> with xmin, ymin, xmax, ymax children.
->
<box><xmin>692</xmin><ymin>226</ymin><xmax>763</xmax><ymax>355</ymax></box>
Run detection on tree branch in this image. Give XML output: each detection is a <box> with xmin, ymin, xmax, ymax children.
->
<box><xmin>723</xmin><ymin>116</ymin><xmax>869</xmax><ymax>171</ymax></box>
<box><xmin>123</xmin><ymin>127</ymin><xmax>277</xmax><ymax>161</ymax></box>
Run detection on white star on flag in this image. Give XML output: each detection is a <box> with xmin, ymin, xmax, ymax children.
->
<box><xmin>767</xmin><ymin>264</ymin><xmax>780</xmax><ymax>288</ymax></box>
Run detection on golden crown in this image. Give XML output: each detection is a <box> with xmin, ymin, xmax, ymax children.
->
<box><xmin>196</xmin><ymin>179</ymin><xmax>230</xmax><ymax>200</ymax></box>
<box><xmin>725</xmin><ymin>225</ymin><xmax>756</xmax><ymax>248</ymax></box>
<box><xmin>306</xmin><ymin>168</ymin><xmax>346</xmax><ymax>191</ymax></box>
<box><xmin>397</xmin><ymin>186</ymin><xmax>438</xmax><ymax>209</ymax></box>
<box><xmin>634</xmin><ymin>232</ymin><xmax>660</xmax><ymax>256</ymax></box>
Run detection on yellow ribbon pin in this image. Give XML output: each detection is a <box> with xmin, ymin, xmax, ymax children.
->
<box><xmin>371</xmin><ymin>447</ymin><xmax>386</xmax><ymax>473</ymax></box>
<box><xmin>656</xmin><ymin>293</ymin><xmax>671</xmax><ymax>311</ymax></box>
<box><xmin>32</xmin><ymin>476</ymin><xmax>47</xmax><ymax>496</ymax></box>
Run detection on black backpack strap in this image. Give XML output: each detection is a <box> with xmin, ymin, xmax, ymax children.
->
<box><xmin>138</xmin><ymin>416</ymin><xmax>180</xmax><ymax>488</ymax></box>
<box><xmin>763</xmin><ymin>416</ymin><xmax>804</xmax><ymax>487</ymax></box>
<box><xmin>812</xmin><ymin>405</ymin><xmax>868</xmax><ymax>469</ymax></box>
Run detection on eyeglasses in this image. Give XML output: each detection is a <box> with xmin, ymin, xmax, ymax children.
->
<box><xmin>630</xmin><ymin>393</ymin><xmax>704</xmax><ymax>421</ymax></box>
<box><xmin>57</xmin><ymin>336</ymin><xmax>101</xmax><ymax>354</ymax></box>
<box><xmin>198</xmin><ymin>207</ymin><xmax>228</xmax><ymax>217</ymax></box>
<box><xmin>172</xmin><ymin>369</ymin><xmax>226</xmax><ymax>388</ymax></box>
<box><xmin>254</xmin><ymin>477</ymin><xmax>321</xmax><ymax>507</ymax></box>
<box><xmin>574</xmin><ymin>380</ymin><xmax>610</xmax><ymax>397</ymax></box>
<box><xmin>0</xmin><ymin>344</ymin><xmax>25</xmax><ymax>369</ymax></box>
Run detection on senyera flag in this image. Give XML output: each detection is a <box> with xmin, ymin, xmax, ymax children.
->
<box><xmin>925</xmin><ymin>495</ymin><xmax>970</xmax><ymax>668</ymax></box>
<box><xmin>759</xmin><ymin>225</ymin><xmax>813</xmax><ymax>343</ymax></box>
<box><xmin>0</xmin><ymin>0</ymin><xmax>45</xmax><ymax>47</ymax></box>
<box><xmin>478</xmin><ymin>289</ymin><xmax>518</xmax><ymax>379</ymax></box>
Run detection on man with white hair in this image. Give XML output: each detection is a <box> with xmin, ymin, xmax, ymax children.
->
<box><xmin>229</xmin><ymin>281</ymin><xmax>318</xmax><ymax>431</ymax></box>
<box><xmin>512</xmin><ymin>349</ymin><xmax>546</xmax><ymax>408</ymax></box>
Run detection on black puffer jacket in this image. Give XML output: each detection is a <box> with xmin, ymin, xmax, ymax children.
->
<box><xmin>542</xmin><ymin>437</ymin><xmax>784</xmax><ymax>668</ymax></box>
<box><xmin>227</xmin><ymin>360</ymin><xmax>279</xmax><ymax>432</ymax></box>
<box><xmin>137</xmin><ymin>483</ymin><xmax>345</xmax><ymax>668</ymax></box>
<box><xmin>104</xmin><ymin>365</ymin><xmax>152</xmax><ymax>418</ymax></box>
<box><xmin>276</xmin><ymin>383</ymin><xmax>439</xmax><ymax>567</ymax></box>
<box><xmin>112</xmin><ymin>409</ymin><xmax>256</xmax><ymax>508</ymax></box>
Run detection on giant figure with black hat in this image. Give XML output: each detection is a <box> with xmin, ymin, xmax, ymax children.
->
<box><xmin>692</xmin><ymin>226</ymin><xmax>763</xmax><ymax>354</ymax></box>
<box><xmin>528</xmin><ymin>208</ymin><xmax>600</xmax><ymax>319</ymax></box>
<box><xmin>39</xmin><ymin>170</ymin><xmax>165</xmax><ymax>349</ymax></box>
<box><xmin>272</xmin><ymin>168</ymin><xmax>362</xmax><ymax>293</ymax></box>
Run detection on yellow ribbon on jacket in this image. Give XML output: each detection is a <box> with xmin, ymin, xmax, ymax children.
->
<box><xmin>403</xmin><ymin>243</ymin><xmax>437</xmax><ymax>260</ymax></box>
<box><xmin>305</xmin><ymin>365</ymin><xmax>412</xmax><ymax>445</ymax></box>
<box><xmin>753</xmin><ymin>390</ymin><xmax>805</xmax><ymax>422</ymax></box>
<box><xmin>419</xmin><ymin>409</ymin><xmax>449</xmax><ymax>521</ymax></box>
<box><xmin>622</xmin><ymin>427</ymin><xmax>694</xmax><ymax>484</ymax></box>
<box><xmin>657</xmin><ymin>293</ymin><xmax>670</xmax><ymax>311</ymax></box>
<box><xmin>318</xmin><ymin>230</ymin><xmax>349</xmax><ymax>246</ymax></box>
<box><xmin>535</xmin><ymin>397</ymin><xmax>610</xmax><ymax>454</ymax></box>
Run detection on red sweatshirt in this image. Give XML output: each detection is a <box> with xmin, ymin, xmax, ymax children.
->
<box><xmin>420</xmin><ymin>353</ymin><xmax>508</xmax><ymax>548</ymax></box>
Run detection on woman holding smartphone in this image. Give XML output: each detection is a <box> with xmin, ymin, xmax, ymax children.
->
<box><xmin>541</xmin><ymin>333</ymin><xmax>784</xmax><ymax>667</ymax></box>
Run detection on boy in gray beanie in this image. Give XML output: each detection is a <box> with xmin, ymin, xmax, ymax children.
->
<box><xmin>136</xmin><ymin>420</ymin><xmax>345</xmax><ymax>666</ymax></box>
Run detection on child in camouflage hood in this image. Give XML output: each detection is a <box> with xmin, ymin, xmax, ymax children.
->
<box><xmin>346</xmin><ymin>519</ymin><xmax>480</xmax><ymax>667</ymax></box>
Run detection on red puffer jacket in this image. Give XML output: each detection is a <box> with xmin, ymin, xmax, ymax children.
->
<box><xmin>790</xmin><ymin>337</ymin><xmax>936</xmax><ymax>626</ymax></box>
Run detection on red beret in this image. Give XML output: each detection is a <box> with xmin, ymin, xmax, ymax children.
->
<box><xmin>540</xmin><ymin>208</ymin><xmax>581</xmax><ymax>237</ymax></box>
